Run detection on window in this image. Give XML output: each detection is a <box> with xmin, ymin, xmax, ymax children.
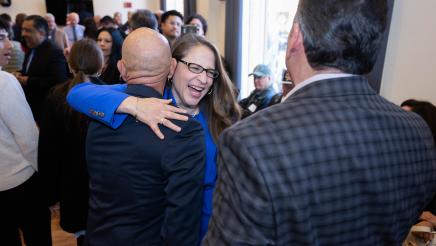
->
<box><xmin>165</xmin><ymin>0</ymin><xmax>184</xmax><ymax>13</ymax></box>
<box><xmin>240</xmin><ymin>0</ymin><xmax>299</xmax><ymax>98</ymax></box>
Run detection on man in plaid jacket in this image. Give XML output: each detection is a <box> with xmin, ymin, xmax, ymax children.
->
<box><xmin>204</xmin><ymin>0</ymin><xmax>436</xmax><ymax>245</ymax></box>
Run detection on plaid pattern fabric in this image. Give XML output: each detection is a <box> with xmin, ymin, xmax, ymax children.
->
<box><xmin>203</xmin><ymin>76</ymin><xmax>436</xmax><ymax>246</ymax></box>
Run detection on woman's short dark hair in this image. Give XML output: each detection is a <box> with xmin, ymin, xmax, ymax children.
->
<box><xmin>186</xmin><ymin>14</ymin><xmax>208</xmax><ymax>35</ymax></box>
<box><xmin>295</xmin><ymin>0</ymin><xmax>388</xmax><ymax>75</ymax></box>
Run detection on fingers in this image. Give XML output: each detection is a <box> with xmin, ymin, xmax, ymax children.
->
<box><xmin>162</xmin><ymin>119</ymin><xmax>182</xmax><ymax>132</ymax></box>
<box><xmin>165</xmin><ymin>111</ymin><xmax>189</xmax><ymax>121</ymax></box>
<box><xmin>166</xmin><ymin>104</ymin><xmax>187</xmax><ymax>114</ymax></box>
<box><xmin>150</xmin><ymin>124</ymin><xmax>165</xmax><ymax>140</ymax></box>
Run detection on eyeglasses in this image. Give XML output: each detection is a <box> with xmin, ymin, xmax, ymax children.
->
<box><xmin>177</xmin><ymin>59</ymin><xmax>220</xmax><ymax>79</ymax></box>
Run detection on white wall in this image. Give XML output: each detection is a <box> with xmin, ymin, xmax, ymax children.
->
<box><xmin>93</xmin><ymin>0</ymin><xmax>149</xmax><ymax>23</ymax></box>
<box><xmin>197</xmin><ymin>0</ymin><xmax>226</xmax><ymax>55</ymax></box>
<box><xmin>381</xmin><ymin>0</ymin><xmax>436</xmax><ymax>105</ymax></box>
<box><xmin>0</xmin><ymin>0</ymin><xmax>160</xmax><ymax>24</ymax></box>
<box><xmin>0</xmin><ymin>0</ymin><xmax>46</xmax><ymax>18</ymax></box>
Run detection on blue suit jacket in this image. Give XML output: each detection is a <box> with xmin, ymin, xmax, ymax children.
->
<box><xmin>204</xmin><ymin>76</ymin><xmax>436</xmax><ymax>245</ymax></box>
<box><xmin>85</xmin><ymin>84</ymin><xmax>205</xmax><ymax>246</ymax></box>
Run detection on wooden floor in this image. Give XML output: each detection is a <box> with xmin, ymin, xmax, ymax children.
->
<box><xmin>21</xmin><ymin>206</ymin><xmax>77</xmax><ymax>246</ymax></box>
<box><xmin>50</xmin><ymin>208</ymin><xmax>77</xmax><ymax>246</ymax></box>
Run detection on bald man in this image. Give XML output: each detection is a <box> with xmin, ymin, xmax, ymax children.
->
<box><xmin>63</xmin><ymin>12</ymin><xmax>84</xmax><ymax>45</ymax></box>
<box><xmin>84</xmin><ymin>28</ymin><xmax>205</xmax><ymax>246</ymax></box>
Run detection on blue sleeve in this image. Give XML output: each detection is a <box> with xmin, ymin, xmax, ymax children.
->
<box><xmin>67</xmin><ymin>82</ymin><xmax>129</xmax><ymax>129</ymax></box>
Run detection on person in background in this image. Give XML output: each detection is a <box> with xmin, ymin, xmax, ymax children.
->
<box><xmin>239</xmin><ymin>64</ymin><xmax>275</xmax><ymax>118</ymax></box>
<box><xmin>401</xmin><ymin>99</ymin><xmax>436</xmax><ymax>244</ymax></box>
<box><xmin>82</xmin><ymin>17</ymin><xmax>98</xmax><ymax>40</ymax></box>
<box><xmin>67</xmin><ymin>33</ymin><xmax>241</xmax><ymax>243</ymax></box>
<box><xmin>38</xmin><ymin>39</ymin><xmax>104</xmax><ymax>246</ymax></box>
<box><xmin>0</xmin><ymin>13</ymin><xmax>24</xmax><ymax>73</ymax></box>
<box><xmin>14</xmin><ymin>15</ymin><xmax>70</xmax><ymax>125</ymax></box>
<box><xmin>129</xmin><ymin>9</ymin><xmax>158</xmax><ymax>32</ymax></box>
<box><xmin>64</xmin><ymin>12</ymin><xmax>85</xmax><ymax>46</ymax></box>
<box><xmin>13</xmin><ymin>13</ymin><xmax>26</xmax><ymax>44</ymax></box>
<box><xmin>99</xmin><ymin>15</ymin><xmax>116</xmax><ymax>29</ymax></box>
<box><xmin>44</xmin><ymin>13</ymin><xmax>69</xmax><ymax>51</ymax></box>
<box><xmin>204</xmin><ymin>0</ymin><xmax>436</xmax><ymax>245</ymax></box>
<box><xmin>0</xmin><ymin>17</ymin><xmax>52</xmax><ymax>246</ymax></box>
<box><xmin>113</xmin><ymin>12</ymin><xmax>122</xmax><ymax>27</ymax></box>
<box><xmin>96</xmin><ymin>27</ymin><xmax>123</xmax><ymax>84</ymax></box>
<box><xmin>186</xmin><ymin>14</ymin><xmax>208</xmax><ymax>37</ymax></box>
<box><xmin>268</xmin><ymin>69</ymin><xmax>295</xmax><ymax>106</ymax></box>
<box><xmin>160</xmin><ymin>10</ymin><xmax>183</xmax><ymax>46</ymax></box>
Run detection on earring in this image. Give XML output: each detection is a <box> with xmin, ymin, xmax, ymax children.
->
<box><xmin>167</xmin><ymin>77</ymin><xmax>173</xmax><ymax>86</ymax></box>
<box><xmin>207</xmin><ymin>88</ymin><xmax>213</xmax><ymax>95</ymax></box>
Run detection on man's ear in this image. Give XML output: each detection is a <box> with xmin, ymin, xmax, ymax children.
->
<box><xmin>117</xmin><ymin>60</ymin><xmax>127</xmax><ymax>81</ymax></box>
<box><xmin>286</xmin><ymin>22</ymin><xmax>303</xmax><ymax>57</ymax></box>
<box><xmin>167</xmin><ymin>58</ymin><xmax>177</xmax><ymax>79</ymax></box>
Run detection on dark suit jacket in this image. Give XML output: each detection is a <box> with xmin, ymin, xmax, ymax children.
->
<box><xmin>204</xmin><ymin>76</ymin><xmax>436</xmax><ymax>245</ymax></box>
<box><xmin>22</xmin><ymin>39</ymin><xmax>69</xmax><ymax>124</ymax></box>
<box><xmin>85</xmin><ymin>84</ymin><xmax>205</xmax><ymax>246</ymax></box>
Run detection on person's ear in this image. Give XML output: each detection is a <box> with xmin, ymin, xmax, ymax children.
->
<box><xmin>286</xmin><ymin>22</ymin><xmax>303</xmax><ymax>58</ymax></box>
<box><xmin>117</xmin><ymin>60</ymin><xmax>127</xmax><ymax>80</ymax></box>
<box><xmin>167</xmin><ymin>58</ymin><xmax>177</xmax><ymax>79</ymax></box>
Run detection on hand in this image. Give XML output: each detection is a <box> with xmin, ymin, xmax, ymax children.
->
<box><xmin>16</xmin><ymin>74</ymin><xmax>28</xmax><ymax>86</ymax></box>
<box><xmin>120</xmin><ymin>97</ymin><xmax>188</xmax><ymax>139</ymax></box>
<box><xmin>412</xmin><ymin>221</ymin><xmax>434</xmax><ymax>243</ymax></box>
<box><xmin>421</xmin><ymin>211</ymin><xmax>436</xmax><ymax>227</ymax></box>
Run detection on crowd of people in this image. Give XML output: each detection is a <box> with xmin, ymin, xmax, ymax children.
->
<box><xmin>0</xmin><ymin>1</ymin><xmax>435</xmax><ymax>246</ymax></box>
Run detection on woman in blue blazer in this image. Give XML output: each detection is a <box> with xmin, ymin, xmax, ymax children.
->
<box><xmin>67</xmin><ymin>34</ymin><xmax>241</xmax><ymax>242</ymax></box>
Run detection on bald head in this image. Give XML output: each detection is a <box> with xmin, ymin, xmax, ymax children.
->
<box><xmin>120</xmin><ymin>27</ymin><xmax>172</xmax><ymax>85</ymax></box>
<box><xmin>68</xmin><ymin>12</ymin><xmax>79</xmax><ymax>25</ymax></box>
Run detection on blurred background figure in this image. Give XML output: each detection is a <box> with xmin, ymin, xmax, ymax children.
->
<box><xmin>99</xmin><ymin>15</ymin><xmax>116</xmax><ymax>29</ymax></box>
<box><xmin>15</xmin><ymin>15</ymin><xmax>70</xmax><ymax>125</ymax></box>
<box><xmin>96</xmin><ymin>27</ymin><xmax>123</xmax><ymax>84</ymax></box>
<box><xmin>160</xmin><ymin>10</ymin><xmax>183</xmax><ymax>46</ymax></box>
<box><xmin>113</xmin><ymin>11</ymin><xmax>122</xmax><ymax>27</ymax></box>
<box><xmin>45</xmin><ymin>13</ymin><xmax>69</xmax><ymax>51</ymax></box>
<box><xmin>82</xmin><ymin>17</ymin><xmax>98</xmax><ymax>40</ymax></box>
<box><xmin>401</xmin><ymin>99</ymin><xmax>436</xmax><ymax>245</ymax></box>
<box><xmin>13</xmin><ymin>13</ymin><xmax>26</xmax><ymax>44</ymax></box>
<box><xmin>128</xmin><ymin>9</ymin><xmax>158</xmax><ymax>32</ymax></box>
<box><xmin>186</xmin><ymin>14</ymin><xmax>208</xmax><ymax>36</ymax></box>
<box><xmin>64</xmin><ymin>12</ymin><xmax>84</xmax><ymax>46</ymax></box>
<box><xmin>268</xmin><ymin>69</ymin><xmax>295</xmax><ymax>106</ymax></box>
<box><xmin>0</xmin><ymin>13</ymin><xmax>24</xmax><ymax>73</ymax></box>
<box><xmin>239</xmin><ymin>64</ymin><xmax>275</xmax><ymax>118</ymax></box>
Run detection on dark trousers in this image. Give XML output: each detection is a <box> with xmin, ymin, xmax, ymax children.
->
<box><xmin>0</xmin><ymin>172</ymin><xmax>52</xmax><ymax>246</ymax></box>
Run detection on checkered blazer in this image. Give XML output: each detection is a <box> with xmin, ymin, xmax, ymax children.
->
<box><xmin>203</xmin><ymin>76</ymin><xmax>436</xmax><ymax>246</ymax></box>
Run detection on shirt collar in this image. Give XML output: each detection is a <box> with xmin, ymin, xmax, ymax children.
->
<box><xmin>281</xmin><ymin>73</ymin><xmax>353</xmax><ymax>102</ymax></box>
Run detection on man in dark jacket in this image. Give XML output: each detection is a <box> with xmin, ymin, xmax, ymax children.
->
<box><xmin>14</xmin><ymin>15</ymin><xmax>69</xmax><ymax>125</ymax></box>
<box><xmin>239</xmin><ymin>64</ymin><xmax>275</xmax><ymax>118</ymax></box>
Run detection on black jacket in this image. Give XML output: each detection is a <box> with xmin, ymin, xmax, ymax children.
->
<box><xmin>22</xmin><ymin>39</ymin><xmax>70</xmax><ymax>124</ymax></box>
<box><xmin>85</xmin><ymin>84</ymin><xmax>205</xmax><ymax>246</ymax></box>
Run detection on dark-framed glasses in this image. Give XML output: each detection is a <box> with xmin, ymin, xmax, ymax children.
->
<box><xmin>177</xmin><ymin>59</ymin><xmax>220</xmax><ymax>79</ymax></box>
